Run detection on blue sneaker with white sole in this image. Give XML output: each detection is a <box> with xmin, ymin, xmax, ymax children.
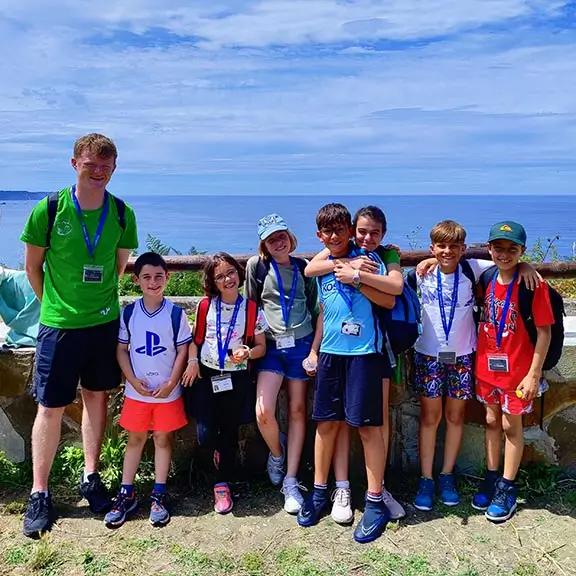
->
<box><xmin>486</xmin><ymin>478</ymin><xmax>517</xmax><ymax>523</ymax></box>
<box><xmin>472</xmin><ymin>470</ymin><xmax>499</xmax><ymax>511</ymax></box>
<box><xmin>104</xmin><ymin>490</ymin><xmax>138</xmax><ymax>528</ymax></box>
<box><xmin>439</xmin><ymin>473</ymin><xmax>460</xmax><ymax>506</ymax></box>
<box><xmin>414</xmin><ymin>477</ymin><xmax>435</xmax><ymax>511</ymax></box>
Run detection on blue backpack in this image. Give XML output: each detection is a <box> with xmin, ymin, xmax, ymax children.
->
<box><xmin>122</xmin><ymin>302</ymin><xmax>184</xmax><ymax>349</ymax></box>
<box><xmin>367</xmin><ymin>248</ymin><xmax>421</xmax><ymax>361</ymax></box>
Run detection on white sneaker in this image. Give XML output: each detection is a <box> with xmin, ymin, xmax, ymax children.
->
<box><xmin>331</xmin><ymin>487</ymin><xmax>353</xmax><ymax>524</ymax></box>
<box><xmin>382</xmin><ymin>488</ymin><xmax>406</xmax><ymax>520</ymax></box>
<box><xmin>281</xmin><ymin>479</ymin><xmax>305</xmax><ymax>515</ymax></box>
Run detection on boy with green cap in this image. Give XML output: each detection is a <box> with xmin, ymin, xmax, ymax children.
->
<box><xmin>473</xmin><ymin>221</ymin><xmax>553</xmax><ymax>523</ymax></box>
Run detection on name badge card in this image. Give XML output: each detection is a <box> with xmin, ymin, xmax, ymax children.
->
<box><xmin>488</xmin><ymin>354</ymin><xmax>509</xmax><ymax>372</ymax></box>
<box><xmin>276</xmin><ymin>332</ymin><xmax>295</xmax><ymax>350</ymax></box>
<box><xmin>341</xmin><ymin>320</ymin><xmax>361</xmax><ymax>337</ymax></box>
<box><xmin>83</xmin><ymin>265</ymin><xmax>104</xmax><ymax>283</ymax></box>
<box><xmin>211</xmin><ymin>374</ymin><xmax>233</xmax><ymax>393</ymax></box>
<box><xmin>437</xmin><ymin>347</ymin><xmax>457</xmax><ymax>365</ymax></box>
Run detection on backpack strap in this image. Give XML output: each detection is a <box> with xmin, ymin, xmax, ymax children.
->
<box><xmin>45</xmin><ymin>192</ymin><xmax>59</xmax><ymax>249</ymax></box>
<box><xmin>406</xmin><ymin>269</ymin><xmax>417</xmax><ymax>292</ymax></box>
<box><xmin>122</xmin><ymin>302</ymin><xmax>136</xmax><ymax>343</ymax></box>
<box><xmin>243</xmin><ymin>299</ymin><xmax>259</xmax><ymax>347</ymax></box>
<box><xmin>193</xmin><ymin>297</ymin><xmax>211</xmax><ymax>347</ymax></box>
<box><xmin>459</xmin><ymin>259</ymin><xmax>476</xmax><ymax>287</ymax></box>
<box><xmin>111</xmin><ymin>195</ymin><xmax>126</xmax><ymax>230</ymax></box>
<box><xmin>254</xmin><ymin>257</ymin><xmax>271</xmax><ymax>305</ymax></box>
<box><xmin>170</xmin><ymin>305</ymin><xmax>184</xmax><ymax>349</ymax></box>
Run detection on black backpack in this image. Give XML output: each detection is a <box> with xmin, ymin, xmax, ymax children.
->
<box><xmin>45</xmin><ymin>190</ymin><xmax>126</xmax><ymax>248</ymax></box>
<box><xmin>477</xmin><ymin>265</ymin><xmax>565</xmax><ymax>372</ymax></box>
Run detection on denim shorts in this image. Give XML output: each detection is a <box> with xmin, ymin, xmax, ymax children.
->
<box><xmin>257</xmin><ymin>333</ymin><xmax>313</xmax><ymax>381</ymax></box>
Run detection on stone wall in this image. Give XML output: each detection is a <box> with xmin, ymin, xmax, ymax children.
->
<box><xmin>1</xmin><ymin>298</ymin><xmax>575</xmax><ymax>475</ymax></box>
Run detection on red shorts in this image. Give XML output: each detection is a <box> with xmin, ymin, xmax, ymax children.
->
<box><xmin>119</xmin><ymin>397</ymin><xmax>188</xmax><ymax>433</ymax></box>
<box><xmin>476</xmin><ymin>380</ymin><xmax>534</xmax><ymax>415</ymax></box>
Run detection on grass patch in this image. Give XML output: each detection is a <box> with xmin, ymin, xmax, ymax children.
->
<box><xmin>3</xmin><ymin>543</ymin><xmax>33</xmax><ymax>566</ymax></box>
<box><xmin>170</xmin><ymin>543</ymin><xmax>214</xmax><ymax>574</ymax></box>
<box><xmin>82</xmin><ymin>550</ymin><xmax>110</xmax><ymax>576</ymax></box>
<box><xmin>513</xmin><ymin>563</ymin><xmax>540</xmax><ymax>576</ymax></box>
<box><xmin>275</xmin><ymin>546</ymin><xmax>329</xmax><ymax>576</ymax></box>
<box><xmin>242</xmin><ymin>552</ymin><xmax>264</xmax><ymax>575</ymax></box>
<box><xmin>361</xmin><ymin>549</ymin><xmax>445</xmax><ymax>576</ymax></box>
<box><xmin>29</xmin><ymin>536</ymin><xmax>63</xmax><ymax>572</ymax></box>
<box><xmin>2</xmin><ymin>499</ymin><xmax>28</xmax><ymax>515</ymax></box>
<box><xmin>123</xmin><ymin>537</ymin><xmax>160</xmax><ymax>552</ymax></box>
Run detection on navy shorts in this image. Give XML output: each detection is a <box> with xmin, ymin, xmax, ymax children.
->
<box><xmin>257</xmin><ymin>334</ymin><xmax>313</xmax><ymax>381</ymax></box>
<box><xmin>312</xmin><ymin>353</ymin><xmax>384</xmax><ymax>427</ymax></box>
<box><xmin>33</xmin><ymin>319</ymin><xmax>122</xmax><ymax>408</ymax></box>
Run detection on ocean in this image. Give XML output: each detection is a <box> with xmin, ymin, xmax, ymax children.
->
<box><xmin>1</xmin><ymin>194</ymin><xmax>574</xmax><ymax>268</ymax></box>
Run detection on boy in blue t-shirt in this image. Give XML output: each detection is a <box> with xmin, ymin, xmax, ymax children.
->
<box><xmin>297</xmin><ymin>203</ymin><xmax>394</xmax><ymax>544</ymax></box>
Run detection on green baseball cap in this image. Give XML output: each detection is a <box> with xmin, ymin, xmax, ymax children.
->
<box><xmin>488</xmin><ymin>221</ymin><xmax>527</xmax><ymax>246</ymax></box>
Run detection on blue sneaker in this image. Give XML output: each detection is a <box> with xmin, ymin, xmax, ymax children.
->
<box><xmin>149</xmin><ymin>492</ymin><xmax>170</xmax><ymax>526</ymax></box>
<box><xmin>414</xmin><ymin>477</ymin><xmax>434</xmax><ymax>511</ymax></box>
<box><xmin>439</xmin><ymin>473</ymin><xmax>460</xmax><ymax>506</ymax></box>
<box><xmin>472</xmin><ymin>470</ymin><xmax>499</xmax><ymax>511</ymax></box>
<box><xmin>267</xmin><ymin>433</ymin><xmax>287</xmax><ymax>486</ymax></box>
<box><xmin>486</xmin><ymin>478</ymin><xmax>517</xmax><ymax>523</ymax></box>
<box><xmin>353</xmin><ymin>499</ymin><xmax>390</xmax><ymax>544</ymax></box>
<box><xmin>297</xmin><ymin>488</ymin><xmax>329</xmax><ymax>527</ymax></box>
<box><xmin>104</xmin><ymin>490</ymin><xmax>138</xmax><ymax>528</ymax></box>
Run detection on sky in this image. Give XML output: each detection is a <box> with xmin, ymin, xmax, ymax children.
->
<box><xmin>0</xmin><ymin>0</ymin><xmax>575</xmax><ymax>196</ymax></box>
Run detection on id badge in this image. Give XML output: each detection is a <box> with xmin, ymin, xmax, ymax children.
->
<box><xmin>341</xmin><ymin>320</ymin><xmax>361</xmax><ymax>337</ymax></box>
<box><xmin>276</xmin><ymin>332</ymin><xmax>295</xmax><ymax>350</ymax></box>
<box><xmin>488</xmin><ymin>354</ymin><xmax>509</xmax><ymax>373</ymax></box>
<box><xmin>83</xmin><ymin>265</ymin><xmax>104</xmax><ymax>283</ymax></box>
<box><xmin>437</xmin><ymin>347</ymin><xmax>457</xmax><ymax>365</ymax></box>
<box><xmin>211</xmin><ymin>374</ymin><xmax>233</xmax><ymax>393</ymax></box>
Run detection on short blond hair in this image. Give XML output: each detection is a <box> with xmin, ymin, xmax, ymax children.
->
<box><xmin>258</xmin><ymin>230</ymin><xmax>298</xmax><ymax>259</ymax></box>
<box><xmin>430</xmin><ymin>220</ymin><xmax>467</xmax><ymax>244</ymax></box>
<box><xmin>74</xmin><ymin>133</ymin><xmax>117</xmax><ymax>160</ymax></box>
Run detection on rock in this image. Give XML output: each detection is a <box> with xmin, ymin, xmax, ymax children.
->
<box><xmin>0</xmin><ymin>347</ymin><xmax>35</xmax><ymax>397</ymax></box>
<box><xmin>0</xmin><ymin>405</ymin><xmax>25</xmax><ymax>462</ymax></box>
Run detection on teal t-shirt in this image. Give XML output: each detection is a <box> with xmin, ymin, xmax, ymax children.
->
<box><xmin>20</xmin><ymin>187</ymin><xmax>138</xmax><ymax>329</ymax></box>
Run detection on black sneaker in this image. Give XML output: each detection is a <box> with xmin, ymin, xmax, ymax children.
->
<box><xmin>79</xmin><ymin>472</ymin><xmax>112</xmax><ymax>514</ymax></box>
<box><xmin>23</xmin><ymin>492</ymin><xmax>54</xmax><ymax>539</ymax></box>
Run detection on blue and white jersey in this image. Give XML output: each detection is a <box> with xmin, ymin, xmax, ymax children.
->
<box><xmin>119</xmin><ymin>298</ymin><xmax>192</xmax><ymax>403</ymax></box>
<box><xmin>317</xmin><ymin>250</ymin><xmax>385</xmax><ymax>356</ymax></box>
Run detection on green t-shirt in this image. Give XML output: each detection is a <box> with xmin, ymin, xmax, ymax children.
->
<box><xmin>20</xmin><ymin>187</ymin><xmax>138</xmax><ymax>329</ymax></box>
<box><xmin>375</xmin><ymin>245</ymin><xmax>401</xmax><ymax>267</ymax></box>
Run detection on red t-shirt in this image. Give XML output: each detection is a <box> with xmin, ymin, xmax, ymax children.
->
<box><xmin>476</xmin><ymin>277</ymin><xmax>554</xmax><ymax>390</ymax></box>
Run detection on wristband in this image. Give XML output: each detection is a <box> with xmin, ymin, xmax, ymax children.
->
<box><xmin>187</xmin><ymin>358</ymin><xmax>199</xmax><ymax>365</ymax></box>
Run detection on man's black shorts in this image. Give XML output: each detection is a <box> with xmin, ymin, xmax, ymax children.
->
<box><xmin>33</xmin><ymin>319</ymin><xmax>121</xmax><ymax>408</ymax></box>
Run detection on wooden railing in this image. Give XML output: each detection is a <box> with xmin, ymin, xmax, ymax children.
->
<box><xmin>125</xmin><ymin>248</ymin><xmax>576</xmax><ymax>278</ymax></box>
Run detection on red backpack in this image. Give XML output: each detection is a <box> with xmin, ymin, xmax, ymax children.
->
<box><xmin>193</xmin><ymin>296</ymin><xmax>259</xmax><ymax>351</ymax></box>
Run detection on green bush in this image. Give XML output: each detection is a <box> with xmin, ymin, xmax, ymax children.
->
<box><xmin>119</xmin><ymin>270</ymin><xmax>203</xmax><ymax>297</ymax></box>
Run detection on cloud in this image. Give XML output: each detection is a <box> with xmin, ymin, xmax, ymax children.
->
<box><xmin>0</xmin><ymin>0</ymin><xmax>574</xmax><ymax>194</ymax></box>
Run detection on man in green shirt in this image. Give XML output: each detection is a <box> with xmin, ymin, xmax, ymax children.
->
<box><xmin>20</xmin><ymin>133</ymin><xmax>138</xmax><ymax>538</ymax></box>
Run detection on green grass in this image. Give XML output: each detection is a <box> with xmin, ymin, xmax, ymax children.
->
<box><xmin>82</xmin><ymin>551</ymin><xmax>110</xmax><ymax>576</ymax></box>
<box><xmin>275</xmin><ymin>547</ymin><xmax>329</xmax><ymax>576</ymax></box>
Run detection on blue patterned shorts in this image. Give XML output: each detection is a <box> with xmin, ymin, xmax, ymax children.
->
<box><xmin>413</xmin><ymin>352</ymin><xmax>475</xmax><ymax>400</ymax></box>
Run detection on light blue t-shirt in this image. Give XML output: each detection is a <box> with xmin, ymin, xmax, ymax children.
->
<box><xmin>317</xmin><ymin>249</ymin><xmax>384</xmax><ymax>356</ymax></box>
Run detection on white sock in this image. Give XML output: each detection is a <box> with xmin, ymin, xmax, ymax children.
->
<box><xmin>335</xmin><ymin>480</ymin><xmax>350</xmax><ymax>490</ymax></box>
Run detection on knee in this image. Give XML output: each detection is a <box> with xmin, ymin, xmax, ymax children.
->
<box><xmin>127</xmin><ymin>432</ymin><xmax>148</xmax><ymax>448</ymax></box>
<box><xmin>288</xmin><ymin>400</ymin><xmax>306</xmax><ymax>422</ymax></box>
<box><xmin>317</xmin><ymin>421</ymin><xmax>340</xmax><ymax>437</ymax></box>
<box><xmin>445</xmin><ymin>408</ymin><xmax>465</xmax><ymax>427</ymax></box>
<box><xmin>485</xmin><ymin>411</ymin><xmax>502</xmax><ymax>430</ymax></box>
<box><xmin>81</xmin><ymin>389</ymin><xmax>108</xmax><ymax>406</ymax></box>
<box><xmin>502</xmin><ymin>416</ymin><xmax>522</xmax><ymax>437</ymax></box>
<box><xmin>256</xmin><ymin>402</ymin><xmax>275</xmax><ymax>427</ymax></box>
<box><xmin>153</xmin><ymin>432</ymin><xmax>172</xmax><ymax>449</ymax></box>
<box><xmin>36</xmin><ymin>405</ymin><xmax>65</xmax><ymax>421</ymax></box>
<box><xmin>421</xmin><ymin>409</ymin><xmax>442</xmax><ymax>429</ymax></box>
<box><xmin>358</xmin><ymin>426</ymin><xmax>380</xmax><ymax>443</ymax></box>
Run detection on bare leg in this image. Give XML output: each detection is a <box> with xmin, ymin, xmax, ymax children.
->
<box><xmin>121</xmin><ymin>432</ymin><xmax>148</xmax><ymax>485</ymax></box>
<box><xmin>81</xmin><ymin>389</ymin><xmax>109</xmax><ymax>474</ymax></box>
<box><xmin>441</xmin><ymin>398</ymin><xmax>466</xmax><ymax>474</ymax></box>
<box><xmin>485</xmin><ymin>405</ymin><xmax>503</xmax><ymax>472</ymax></box>
<box><xmin>358</xmin><ymin>426</ymin><xmax>385</xmax><ymax>493</ymax></box>
<box><xmin>419</xmin><ymin>397</ymin><xmax>443</xmax><ymax>478</ymax></box>
<box><xmin>380</xmin><ymin>378</ymin><xmax>390</xmax><ymax>483</ymax></box>
<box><xmin>501</xmin><ymin>414</ymin><xmax>523</xmax><ymax>481</ymax></box>
<box><xmin>152</xmin><ymin>432</ymin><xmax>173</xmax><ymax>484</ymax></box>
<box><xmin>314</xmin><ymin>421</ymin><xmax>340</xmax><ymax>485</ymax></box>
<box><xmin>255</xmin><ymin>371</ymin><xmax>284</xmax><ymax>457</ymax></box>
<box><xmin>31</xmin><ymin>406</ymin><xmax>66</xmax><ymax>492</ymax></box>
<box><xmin>332</xmin><ymin>423</ymin><xmax>350</xmax><ymax>483</ymax></box>
<box><xmin>285</xmin><ymin>379</ymin><xmax>307</xmax><ymax>478</ymax></box>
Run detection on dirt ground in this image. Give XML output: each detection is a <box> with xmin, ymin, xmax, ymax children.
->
<box><xmin>1</xmin><ymin>476</ymin><xmax>575</xmax><ymax>576</ymax></box>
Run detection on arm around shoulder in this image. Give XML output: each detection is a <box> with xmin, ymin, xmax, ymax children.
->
<box><xmin>304</xmin><ymin>248</ymin><xmax>334</xmax><ymax>277</ymax></box>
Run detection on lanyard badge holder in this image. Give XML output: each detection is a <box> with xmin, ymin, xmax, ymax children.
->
<box><xmin>271</xmin><ymin>259</ymin><xmax>298</xmax><ymax>350</ymax></box>
<box><xmin>338</xmin><ymin>282</ymin><xmax>361</xmax><ymax>336</ymax></box>
<box><xmin>212</xmin><ymin>296</ymin><xmax>242</xmax><ymax>393</ymax></box>
<box><xmin>437</xmin><ymin>267</ymin><xmax>458</xmax><ymax>364</ymax></box>
<box><xmin>72</xmin><ymin>185</ymin><xmax>108</xmax><ymax>284</ymax></box>
<box><xmin>487</xmin><ymin>270</ymin><xmax>518</xmax><ymax>373</ymax></box>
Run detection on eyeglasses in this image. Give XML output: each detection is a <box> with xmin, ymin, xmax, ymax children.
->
<box><xmin>320</xmin><ymin>225</ymin><xmax>348</xmax><ymax>237</ymax></box>
<box><xmin>214</xmin><ymin>268</ymin><xmax>238</xmax><ymax>283</ymax></box>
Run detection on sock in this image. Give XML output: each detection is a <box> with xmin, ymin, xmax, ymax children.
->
<box><xmin>153</xmin><ymin>483</ymin><xmax>166</xmax><ymax>495</ymax></box>
<box><xmin>335</xmin><ymin>480</ymin><xmax>350</xmax><ymax>490</ymax></box>
<box><xmin>270</xmin><ymin>453</ymin><xmax>283</xmax><ymax>463</ymax></box>
<box><xmin>367</xmin><ymin>491</ymin><xmax>383</xmax><ymax>503</ymax></box>
<box><xmin>32</xmin><ymin>490</ymin><xmax>49</xmax><ymax>498</ymax></box>
<box><xmin>283</xmin><ymin>476</ymin><xmax>297</xmax><ymax>486</ymax></box>
<box><xmin>120</xmin><ymin>484</ymin><xmax>134</xmax><ymax>497</ymax></box>
<box><xmin>501</xmin><ymin>477</ymin><xmax>515</xmax><ymax>487</ymax></box>
<box><xmin>82</xmin><ymin>469</ymin><xmax>96</xmax><ymax>483</ymax></box>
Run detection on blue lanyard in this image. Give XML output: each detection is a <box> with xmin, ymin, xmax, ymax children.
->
<box><xmin>490</xmin><ymin>270</ymin><xmax>518</xmax><ymax>349</ymax></box>
<box><xmin>71</xmin><ymin>185</ymin><xmax>109</xmax><ymax>261</ymax></box>
<box><xmin>336</xmin><ymin>282</ymin><xmax>354</xmax><ymax>314</ymax></box>
<box><xmin>271</xmin><ymin>259</ymin><xmax>299</xmax><ymax>328</ymax></box>
<box><xmin>216</xmin><ymin>295</ymin><xmax>242</xmax><ymax>370</ymax></box>
<box><xmin>437</xmin><ymin>267</ymin><xmax>459</xmax><ymax>343</ymax></box>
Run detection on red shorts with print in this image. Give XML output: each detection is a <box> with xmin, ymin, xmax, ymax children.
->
<box><xmin>476</xmin><ymin>380</ymin><xmax>534</xmax><ymax>415</ymax></box>
<box><xmin>119</xmin><ymin>397</ymin><xmax>188</xmax><ymax>433</ymax></box>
